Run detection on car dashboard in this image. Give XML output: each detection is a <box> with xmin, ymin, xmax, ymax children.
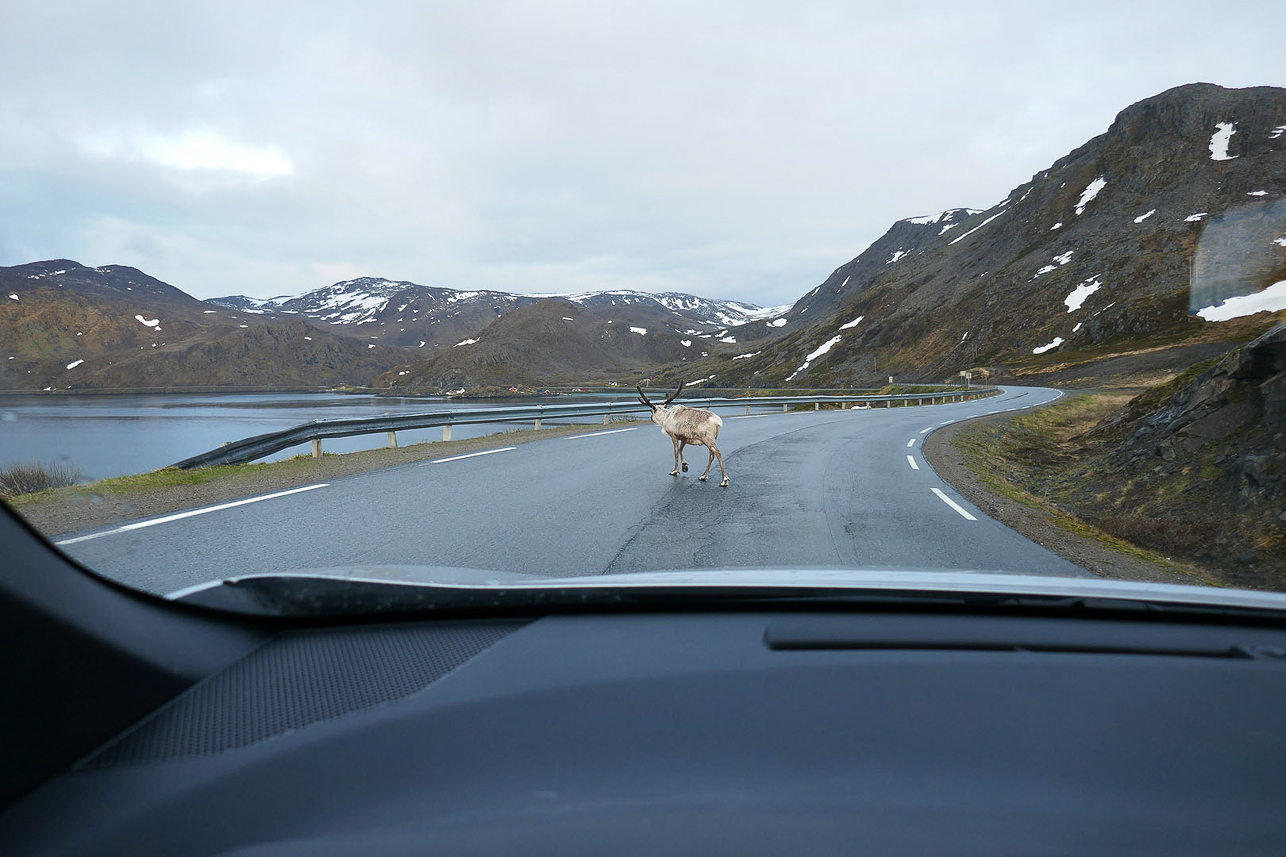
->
<box><xmin>3</xmin><ymin>510</ymin><xmax>1286</xmax><ymax>855</ymax></box>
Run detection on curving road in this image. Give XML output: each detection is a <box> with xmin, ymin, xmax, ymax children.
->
<box><xmin>56</xmin><ymin>386</ymin><xmax>1090</xmax><ymax>595</ymax></box>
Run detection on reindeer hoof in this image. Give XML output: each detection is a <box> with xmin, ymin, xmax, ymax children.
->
<box><xmin>698</xmin><ymin>474</ymin><xmax>708</xmax><ymax>482</ymax></box>
<box><xmin>670</xmin><ymin>470</ymin><xmax>680</xmax><ymax>476</ymax></box>
<box><xmin>682</xmin><ymin>463</ymin><xmax>689</xmax><ymax>472</ymax></box>
<box><xmin>720</xmin><ymin>478</ymin><xmax>730</xmax><ymax>487</ymax></box>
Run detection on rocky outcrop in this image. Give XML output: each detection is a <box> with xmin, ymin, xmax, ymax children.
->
<box><xmin>1076</xmin><ymin>323</ymin><xmax>1286</xmax><ymax>580</ymax></box>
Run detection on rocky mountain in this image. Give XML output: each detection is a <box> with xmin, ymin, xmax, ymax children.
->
<box><xmin>209</xmin><ymin>278</ymin><xmax>787</xmax><ymax>349</ymax></box>
<box><xmin>372</xmin><ymin>299</ymin><xmax>709</xmax><ymax>392</ymax></box>
<box><xmin>696</xmin><ymin>83</ymin><xmax>1286</xmax><ymax>389</ymax></box>
<box><xmin>0</xmin><ymin>261</ymin><xmax>407</xmax><ymax>390</ymax></box>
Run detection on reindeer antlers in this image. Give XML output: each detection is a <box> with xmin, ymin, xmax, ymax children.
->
<box><xmin>636</xmin><ymin>380</ymin><xmax>686</xmax><ymax>412</ymax></box>
<box><xmin>635</xmin><ymin>386</ymin><xmax>655</xmax><ymax>412</ymax></box>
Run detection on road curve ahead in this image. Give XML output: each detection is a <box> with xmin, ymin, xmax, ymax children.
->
<box><xmin>59</xmin><ymin>386</ymin><xmax>1090</xmax><ymax>595</ymax></box>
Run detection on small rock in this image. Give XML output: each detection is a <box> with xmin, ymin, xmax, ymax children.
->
<box><xmin>1237</xmin><ymin>550</ymin><xmax>1259</xmax><ymax>563</ymax></box>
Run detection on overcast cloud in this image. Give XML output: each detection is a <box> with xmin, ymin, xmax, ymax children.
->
<box><xmin>2</xmin><ymin>0</ymin><xmax>1283</xmax><ymax>307</ymax></box>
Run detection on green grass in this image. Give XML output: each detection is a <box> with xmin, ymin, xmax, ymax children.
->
<box><xmin>949</xmin><ymin>393</ymin><xmax>1219</xmax><ymax>583</ymax></box>
<box><xmin>5</xmin><ymin>459</ymin><xmax>312</xmax><ymax>507</ymax></box>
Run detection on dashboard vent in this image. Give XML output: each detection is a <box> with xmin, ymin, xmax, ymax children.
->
<box><xmin>80</xmin><ymin>620</ymin><xmax>525</xmax><ymax>769</ymax></box>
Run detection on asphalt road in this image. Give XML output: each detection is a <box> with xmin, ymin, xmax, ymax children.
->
<box><xmin>58</xmin><ymin>386</ymin><xmax>1091</xmax><ymax>595</ymax></box>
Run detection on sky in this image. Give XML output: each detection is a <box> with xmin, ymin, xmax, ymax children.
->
<box><xmin>2</xmin><ymin>1</ymin><xmax>1284</xmax><ymax>309</ymax></box>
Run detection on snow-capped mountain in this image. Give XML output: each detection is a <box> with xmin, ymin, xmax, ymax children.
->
<box><xmin>708</xmin><ymin>82</ymin><xmax>1286</xmax><ymax>388</ymax></box>
<box><xmin>0</xmin><ymin>261</ymin><xmax>407</xmax><ymax>390</ymax></box>
<box><xmin>208</xmin><ymin>279</ymin><xmax>789</xmax><ymax>348</ymax></box>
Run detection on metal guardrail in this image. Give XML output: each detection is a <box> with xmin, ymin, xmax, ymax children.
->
<box><xmin>170</xmin><ymin>387</ymin><xmax>999</xmax><ymax>469</ymax></box>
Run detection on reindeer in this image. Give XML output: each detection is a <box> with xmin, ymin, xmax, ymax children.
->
<box><xmin>636</xmin><ymin>381</ymin><xmax>729</xmax><ymax>487</ymax></box>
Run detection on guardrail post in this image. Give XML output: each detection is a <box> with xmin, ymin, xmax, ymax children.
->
<box><xmin>387</xmin><ymin>431</ymin><xmax>398</xmax><ymax>449</ymax></box>
<box><xmin>443</xmin><ymin>425</ymin><xmax>452</xmax><ymax>441</ymax></box>
<box><xmin>604</xmin><ymin>413</ymin><xmax>611</xmax><ymax>425</ymax></box>
<box><xmin>311</xmin><ymin>439</ymin><xmax>322</xmax><ymax>459</ymax></box>
<box><xmin>814</xmin><ymin>401</ymin><xmax>820</xmax><ymax>411</ymax></box>
<box><xmin>746</xmin><ymin>403</ymin><xmax>750</xmax><ymax>415</ymax></box>
<box><xmin>534</xmin><ymin>417</ymin><xmax>541</xmax><ymax>430</ymax></box>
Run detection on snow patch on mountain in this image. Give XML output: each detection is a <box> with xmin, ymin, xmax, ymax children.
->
<box><xmin>948</xmin><ymin>211</ymin><xmax>1005</xmax><ymax>245</ymax></box>
<box><xmin>1209</xmin><ymin>122</ymin><xmax>1238</xmax><ymax>160</ymax></box>
<box><xmin>785</xmin><ymin>335</ymin><xmax>843</xmax><ymax>381</ymax></box>
<box><xmin>1075</xmin><ymin>177</ymin><xmax>1106</xmax><ymax>215</ymax></box>
<box><xmin>1033</xmin><ymin>337</ymin><xmax>1064</xmax><ymax>355</ymax></box>
<box><xmin>1065</xmin><ymin>276</ymin><xmax>1103</xmax><ymax>312</ymax></box>
<box><xmin>1033</xmin><ymin>251</ymin><xmax>1074</xmax><ymax>279</ymax></box>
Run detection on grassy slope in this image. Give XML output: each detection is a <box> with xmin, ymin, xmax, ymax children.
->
<box><xmin>950</xmin><ymin>384</ymin><xmax>1283</xmax><ymax>590</ymax></box>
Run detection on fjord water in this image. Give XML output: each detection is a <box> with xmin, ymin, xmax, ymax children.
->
<box><xmin>0</xmin><ymin>392</ymin><xmax>621</xmax><ymax>482</ymax></box>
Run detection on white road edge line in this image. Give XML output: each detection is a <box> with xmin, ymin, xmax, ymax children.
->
<box><xmin>906</xmin><ymin>455</ymin><xmax>919</xmax><ymax>470</ymax></box>
<box><xmin>931</xmin><ymin>487</ymin><xmax>978</xmax><ymax>521</ymax></box>
<box><xmin>429</xmin><ymin>447</ymin><xmax>517</xmax><ymax>464</ymax></box>
<box><xmin>54</xmin><ymin>483</ymin><xmax>331</xmax><ymax>546</ymax></box>
<box><xmin>565</xmin><ymin>427</ymin><xmax>638</xmax><ymax>439</ymax></box>
<box><xmin>730</xmin><ymin>413</ymin><xmax>778</xmax><ymax>419</ymax></box>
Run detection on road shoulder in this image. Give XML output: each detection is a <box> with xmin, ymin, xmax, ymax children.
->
<box><xmin>9</xmin><ymin>422</ymin><xmax>649</xmax><ymax>539</ymax></box>
<box><xmin>923</xmin><ymin>414</ymin><xmax>1209</xmax><ymax>585</ymax></box>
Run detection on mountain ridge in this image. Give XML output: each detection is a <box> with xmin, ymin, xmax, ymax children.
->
<box><xmin>680</xmin><ymin>82</ymin><xmax>1286</xmax><ymax>390</ymax></box>
<box><xmin>208</xmin><ymin>278</ymin><xmax>789</xmax><ymax>350</ymax></box>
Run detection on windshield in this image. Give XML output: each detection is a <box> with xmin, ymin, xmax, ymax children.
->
<box><xmin>2</xmin><ymin>2</ymin><xmax>1285</xmax><ymax>611</ymax></box>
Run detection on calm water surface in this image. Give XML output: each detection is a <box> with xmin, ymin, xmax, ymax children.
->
<box><xmin>0</xmin><ymin>392</ymin><xmax>627</xmax><ymax>481</ymax></box>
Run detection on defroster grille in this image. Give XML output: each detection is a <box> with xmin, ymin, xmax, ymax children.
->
<box><xmin>80</xmin><ymin>620</ymin><xmax>525</xmax><ymax>769</ymax></box>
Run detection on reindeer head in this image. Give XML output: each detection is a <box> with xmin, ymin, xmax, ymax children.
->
<box><xmin>636</xmin><ymin>381</ymin><xmax>685</xmax><ymax>425</ymax></box>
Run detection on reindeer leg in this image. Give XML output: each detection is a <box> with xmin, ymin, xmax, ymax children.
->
<box><xmin>698</xmin><ymin>445</ymin><xmax>715</xmax><ymax>481</ymax></box>
<box><xmin>669</xmin><ymin>435</ymin><xmax>682</xmax><ymax>476</ymax></box>
<box><xmin>679</xmin><ymin>441</ymin><xmax>689</xmax><ymax>472</ymax></box>
<box><xmin>713</xmin><ymin>444</ymin><xmax>729</xmax><ymax>487</ymax></box>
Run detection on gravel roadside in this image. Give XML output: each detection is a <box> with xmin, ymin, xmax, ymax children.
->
<box><xmin>922</xmin><ymin>414</ymin><xmax>1208</xmax><ymax>585</ymax></box>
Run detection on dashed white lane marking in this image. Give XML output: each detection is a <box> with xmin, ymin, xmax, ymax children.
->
<box><xmin>906</xmin><ymin>439</ymin><xmax>916</xmax><ymax>448</ymax></box>
<box><xmin>565</xmin><ymin>427</ymin><xmax>639</xmax><ymax>439</ymax></box>
<box><xmin>906</xmin><ymin>455</ymin><xmax>919</xmax><ymax>470</ymax></box>
<box><xmin>919</xmin><ymin>426</ymin><xmax>934</xmax><ymax>434</ymax></box>
<box><xmin>54</xmin><ymin>483</ymin><xmax>331</xmax><ymax>546</ymax></box>
<box><xmin>426</xmin><ymin>447</ymin><xmax>517</xmax><ymax>464</ymax></box>
<box><xmin>932</xmin><ymin>487</ymin><xmax>978</xmax><ymax>521</ymax></box>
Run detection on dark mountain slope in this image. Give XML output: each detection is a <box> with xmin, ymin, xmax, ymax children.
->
<box><xmin>1</xmin><ymin>260</ymin><xmax>208</xmax><ymax>309</ymax></box>
<box><xmin>372</xmin><ymin>299</ymin><xmax>704</xmax><ymax>391</ymax></box>
<box><xmin>0</xmin><ymin>261</ymin><xmax>407</xmax><ymax>390</ymax></box>
<box><xmin>709</xmin><ymin>83</ymin><xmax>1286</xmax><ymax>388</ymax></box>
